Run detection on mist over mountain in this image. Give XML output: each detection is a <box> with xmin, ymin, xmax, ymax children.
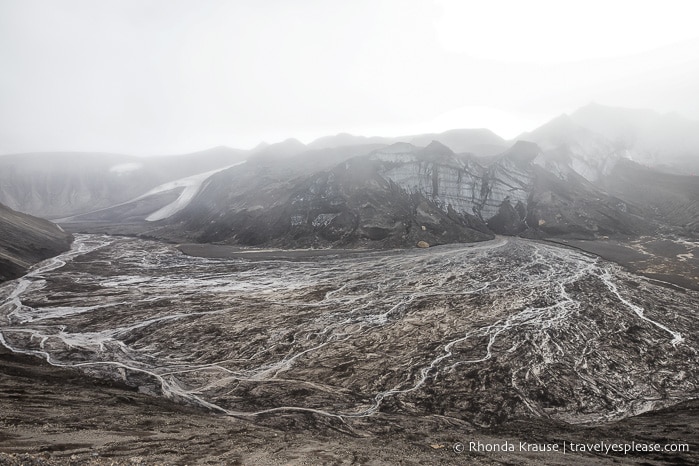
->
<box><xmin>149</xmin><ymin>133</ymin><xmax>658</xmax><ymax>248</ymax></box>
<box><xmin>307</xmin><ymin>133</ymin><xmax>393</xmax><ymax>151</ymax></box>
<box><xmin>139</xmin><ymin>104</ymin><xmax>695</xmax><ymax>248</ymax></box>
<box><xmin>3</xmin><ymin>104</ymin><xmax>695</xmax><ymax>250</ymax></box>
<box><xmin>250</xmin><ymin>138</ymin><xmax>307</xmax><ymax>160</ymax></box>
<box><xmin>570</xmin><ymin>103</ymin><xmax>699</xmax><ymax>174</ymax></box>
<box><xmin>4</xmin><ymin>0</ymin><xmax>699</xmax><ymax>461</ymax></box>
<box><xmin>1</xmin><ymin>103</ymin><xmax>698</xmax><ymax>464</ymax></box>
<box><xmin>307</xmin><ymin>128</ymin><xmax>508</xmax><ymax>157</ymax></box>
<box><xmin>0</xmin><ymin>147</ymin><xmax>247</xmax><ymax>219</ymax></box>
<box><xmin>408</xmin><ymin>128</ymin><xmax>508</xmax><ymax>156</ymax></box>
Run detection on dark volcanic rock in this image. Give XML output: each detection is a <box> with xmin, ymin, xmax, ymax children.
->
<box><xmin>11</xmin><ymin>107</ymin><xmax>692</xmax><ymax>249</ymax></box>
<box><xmin>526</xmin><ymin>166</ymin><xmax>651</xmax><ymax>239</ymax></box>
<box><xmin>146</xmin><ymin>137</ymin><xmax>668</xmax><ymax>248</ymax></box>
<box><xmin>487</xmin><ymin>199</ymin><xmax>527</xmax><ymax>235</ymax></box>
<box><xmin>165</xmin><ymin>147</ymin><xmax>493</xmax><ymax>248</ymax></box>
<box><xmin>0</xmin><ymin>202</ymin><xmax>73</xmax><ymax>282</ymax></box>
<box><xmin>596</xmin><ymin>158</ymin><xmax>699</xmax><ymax>237</ymax></box>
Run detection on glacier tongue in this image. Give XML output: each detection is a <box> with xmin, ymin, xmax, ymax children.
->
<box><xmin>144</xmin><ymin>162</ymin><xmax>246</xmax><ymax>222</ymax></box>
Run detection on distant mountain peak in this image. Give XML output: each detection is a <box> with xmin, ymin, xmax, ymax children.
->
<box><xmin>566</xmin><ymin>103</ymin><xmax>699</xmax><ymax>173</ymax></box>
<box><xmin>517</xmin><ymin>113</ymin><xmax>591</xmax><ymax>148</ymax></box>
<box><xmin>307</xmin><ymin>133</ymin><xmax>392</xmax><ymax>150</ymax></box>
<box><xmin>268</xmin><ymin>137</ymin><xmax>306</xmax><ymax>150</ymax></box>
<box><xmin>424</xmin><ymin>140</ymin><xmax>453</xmax><ymax>152</ymax></box>
<box><xmin>251</xmin><ymin>141</ymin><xmax>270</xmax><ymax>152</ymax></box>
<box><xmin>281</xmin><ymin>137</ymin><xmax>304</xmax><ymax>145</ymax></box>
<box><xmin>381</xmin><ymin>142</ymin><xmax>418</xmax><ymax>153</ymax></box>
<box><xmin>504</xmin><ymin>140</ymin><xmax>542</xmax><ymax>160</ymax></box>
<box><xmin>188</xmin><ymin>145</ymin><xmax>242</xmax><ymax>157</ymax></box>
<box><xmin>542</xmin><ymin>113</ymin><xmax>576</xmax><ymax>130</ymax></box>
<box><xmin>252</xmin><ymin>138</ymin><xmax>307</xmax><ymax>160</ymax></box>
<box><xmin>409</xmin><ymin>128</ymin><xmax>507</xmax><ymax>156</ymax></box>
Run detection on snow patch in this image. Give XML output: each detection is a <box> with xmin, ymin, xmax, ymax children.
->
<box><xmin>109</xmin><ymin>162</ymin><xmax>143</xmax><ymax>174</ymax></box>
<box><xmin>144</xmin><ymin>161</ymin><xmax>246</xmax><ymax>222</ymax></box>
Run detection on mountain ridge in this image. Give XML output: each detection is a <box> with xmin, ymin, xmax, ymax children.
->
<box><xmin>1</xmin><ymin>104</ymin><xmax>696</xmax><ymax>249</ymax></box>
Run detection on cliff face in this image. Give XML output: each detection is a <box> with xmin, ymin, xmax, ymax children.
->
<box><xmin>2</xmin><ymin>106</ymin><xmax>688</xmax><ymax>250</ymax></box>
<box><xmin>353</xmin><ymin>140</ymin><xmax>647</xmax><ymax>239</ymax></box>
<box><xmin>373</xmin><ymin>141</ymin><xmax>534</xmax><ymax>222</ymax></box>
<box><xmin>153</xmin><ymin>136</ymin><xmax>659</xmax><ymax>248</ymax></box>
<box><xmin>0</xmin><ymin>202</ymin><xmax>73</xmax><ymax>282</ymax></box>
<box><xmin>162</xmin><ymin>144</ymin><xmax>494</xmax><ymax>248</ymax></box>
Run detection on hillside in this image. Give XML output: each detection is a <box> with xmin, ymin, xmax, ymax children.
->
<box><xmin>0</xmin><ymin>147</ymin><xmax>247</xmax><ymax>219</ymax></box>
<box><xmin>0</xmin><ymin>202</ymin><xmax>73</xmax><ymax>282</ymax></box>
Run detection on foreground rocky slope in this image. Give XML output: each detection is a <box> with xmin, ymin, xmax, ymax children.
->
<box><xmin>0</xmin><ymin>203</ymin><xmax>72</xmax><ymax>282</ymax></box>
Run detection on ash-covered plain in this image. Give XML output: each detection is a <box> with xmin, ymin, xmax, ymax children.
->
<box><xmin>1</xmin><ymin>234</ymin><xmax>696</xmax><ymax>433</ymax></box>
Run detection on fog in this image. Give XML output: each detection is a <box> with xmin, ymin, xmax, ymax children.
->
<box><xmin>1</xmin><ymin>0</ymin><xmax>699</xmax><ymax>155</ymax></box>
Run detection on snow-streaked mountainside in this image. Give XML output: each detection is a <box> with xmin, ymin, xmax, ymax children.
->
<box><xmin>518</xmin><ymin>114</ymin><xmax>628</xmax><ymax>182</ymax></box>
<box><xmin>1</xmin><ymin>104</ymin><xmax>697</xmax><ymax>248</ymax></box>
<box><xmin>138</xmin><ymin>162</ymin><xmax>247</xmax><ymax>221</ymax></box>
<box><xmin>141</xmin><ymin>105</ymin><xmax>697</xmax><ymax>247</ymax></box>
<box><xmin>144</xmin><ymin>138</ymin><xmax>672</xmax><ymax>247</ymax></box>
<box><xmin>0</xmin><ymin>147</ymin><xmax>247</xmax><ymax>219</ymax></box>
<box><xmin>369</xmin><ymin>141</ymin><xmax>532</xmax><ymax>221</ymax></box>
<box><xmin>60</xmin><ymin>162</ymin><xmax>247</xmax><ymax>224</ymax></box>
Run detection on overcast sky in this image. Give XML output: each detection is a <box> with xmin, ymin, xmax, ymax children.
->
<box><xmin>2</xmin><ymin>0</ymin><xmax>699</xmax><ymax>155</ymax></box>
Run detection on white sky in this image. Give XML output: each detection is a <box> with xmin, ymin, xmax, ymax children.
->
<box><xmin>1</xmin><ymin>0</ymin><xmax>699</xmax><ymax>155</ymax></box>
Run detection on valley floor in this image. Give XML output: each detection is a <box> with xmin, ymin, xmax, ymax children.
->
<box><xmin>545</xmin><ymin>235</ymin><xmax>699</xmax><ymax>291</ymax></box>
<box><xmin>1</xmin><ymin>234</ymin><xmax>697</xmax><ymax>465</ymax></box>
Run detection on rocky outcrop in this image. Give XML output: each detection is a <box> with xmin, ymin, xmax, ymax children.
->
<box><xmin>161</xmin><ymin>145</ymin><xmax>493</xmax><ymax>248</ymax></box>
<box><xmin>526</xmin><ymin>166</ymin><xmax>649</xmax><ymax>239</ymax></box>
<box><xmin>150</xmin><ymin>135</ymin><xmax>659</xmax><ymax>248</ymax></box>
<box><xmin>596</xmin><ymin>158</ymin><xmax>699</xmax><ymax>237</ymax></box>
<box><xmin>519</xmin><ymin>114</ymin><xmax>626</xmax><ymax>183</ymax></box>
<box><xmin>371</xmin><ymin>141</ymin><xmax>534</xmax><ymax>222</ymax></box>
<box><xmin>0</xmin><ymin>202</ymin><xmax>73</xmax><ymax>282</ymax></box>
<box><xmin>487</xmin><ymin>199</ymin><xmax>528</xmax><ymax>235</ymax></box>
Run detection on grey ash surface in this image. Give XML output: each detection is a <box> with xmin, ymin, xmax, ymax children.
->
<box><xmin>1</xmin><ymin>234</ymin><xmax>697</xmax><ymax>464</ymax></box>
<box><xmin>1</xmin><ymin>344</ymin><xmax>698</xmax><ymax>465</ymax></box>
